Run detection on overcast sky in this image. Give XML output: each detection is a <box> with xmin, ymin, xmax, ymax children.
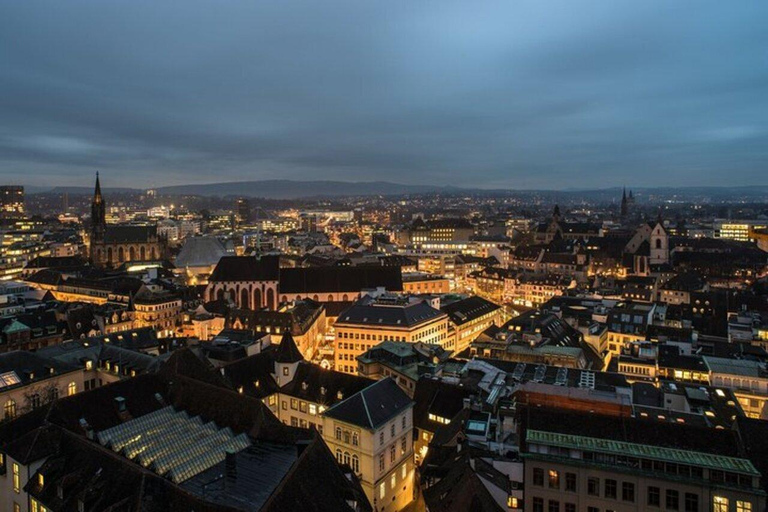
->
<box><xmin>1</xmin><ymin>1</ymin><xmax>767</xmax><ymax>189</ymax></box>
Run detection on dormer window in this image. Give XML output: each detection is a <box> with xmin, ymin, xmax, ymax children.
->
<box><xmin>320</xmin><ymin>387</ymin><xmax>326</xmax><ymax>395</ymax></box>
<box><xmin>85</xmin><ymin>360</ymin><xmax>93</xmax><ymax>370</ymax></box>
<box><xmin>282</xmin><ymin>367</ymin><xmax>289</xmax><ymax>376</ymax></box>
<box><xmin>38</xmin><ymin>473</ymin><xmax>44</xmax><ymax>487</ymax></box>
<box><xmin>337</xmin><ymin>390</ymin><xmax>343</xmax><ymax>400</ymax></box>
<box><xmin>254</xmin><ymin>380</ymin><xmax>260</xmax><ymax>388</ymax></box>
<box><xmin>301</xmin><ymin>382</ymin><xmax>308</xmax><ymax>391</ymax></box>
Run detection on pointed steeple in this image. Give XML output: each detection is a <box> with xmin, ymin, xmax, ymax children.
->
<box><xmin>91</xmin><ymin>172</ymin><xmax>106</xmax><ymax>242</ymax></box>
<box><xmin>620</xmin><ymin>187</ymin><xmax>628</xmax><ymax>218</ymax></box>
<box><xmin>94</xmin><ymin>171</ymin><xmax>102</xmax><ymax>202</ymax></box>
<box><xmin>275</xmin><ymin>331</ymin><xmax>303</xmax><ymax>363</ymax></box>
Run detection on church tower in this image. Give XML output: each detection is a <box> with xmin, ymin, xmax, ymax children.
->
<box><xmin>620</xmin><ymin>188</ymin><xmax>628</xmax><ymax>218</ymax></box>
<box><xmin>91</xmin><ymin>172</ymin><xmax>106</xmax><ymax>242</ymax></box>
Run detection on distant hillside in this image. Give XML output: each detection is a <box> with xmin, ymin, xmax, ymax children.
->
<box><xmin>155</xmin><ymin>180</ymin><xmax>459</xmax><ymax>198</ymax></box>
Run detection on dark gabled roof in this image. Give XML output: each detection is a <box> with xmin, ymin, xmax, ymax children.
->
<box><xmin>209</xmin><ymin>255</ymin><xmax>281</xmax><ymax>282</ymax></box>
<box><xmin>275</xmin><ymin>331</ymin><xmax>304</xmax><ymax>363</ymax></box>
<box><xmin>0</xmin><ymin>351</ymin><xmax>80</xmax><ymax>391</ymax></box>
<box><xmin>441</xmin><ymin>296</ymin><xmax>500</xmax><ymax>326</ymax></box>
<box><xmin>25</xmin><ymin>269</ymin><xmax>64</xmax><ymax>286</ymax></box>
<box><xmin>102</xmin><ymin>224</ymin><xmax>157</xmax><ymax>243</ymax></box>
<box><xmin>260</xmin><ymin>432</ymin><xmax>372</xmax><ymax>512</ymax></box>
<box><xmin>324</xmin><ymin>378</ymin><xmax>412</xmax><ymax>430</ymax></box>
<box><xmin>423</xmin><ymin>453</ymin><xmax>505</xmax><ymax>512</ymax></box>
<box><xmin>413</xmin><ymin>378</ymin><xmax>475</xmax><ymax>432</ymax></box>
<box><xmin>279</xmin><ymin>265</ymin><xmax>403</xmax><ymax>294</ymax></box>
<box><xmin>25</xmin><ymin>255</ymin><xmax>88</xmax><ymax>270</ymax></box>
<box><xmin>221</xmin><ymin>348</ymin><xmax>281</xmax><ymax>399</ymax></box>
<box><xmin>280</xmin><ymin>363</ymin><xmax>373</xmax><ymax>407</ymax></box>
<box><xmin>337</xmin><ymin>299</ymin><xmax>444</xmax><ymax>328</ymax></box>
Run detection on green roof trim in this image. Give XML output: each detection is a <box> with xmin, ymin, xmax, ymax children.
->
<box><xmin>527</xmin><ymin>429</ymin><xmax>760</xmax><ymax>476</ymax></box>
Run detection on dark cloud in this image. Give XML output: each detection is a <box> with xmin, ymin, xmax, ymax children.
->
<box><xmin>1</xmin><ymin>0</ymin><xmax>767</xmax><ymax>189</ymax></box>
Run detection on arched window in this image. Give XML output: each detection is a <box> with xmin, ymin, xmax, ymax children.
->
<box><xmin>342</xmin><ymin>294</ymin><xmax>349</xmax><ymax>301</ymax></box>
<box><xmin>118</xmin><ymin>246</ymin><xmax>125</xmax><ymax>262</ymax></box>
<box><xmin>655</xmin><ymin>238</ymin><xmax>662</xmax><ymax>249</ymax></box>
<box><xmin>336</xmin><ymin>449</ymin><xmax>342</xmax><ymax>463</ymax></box>
<box><xmin>327</xmin><ymin>295</ymin><xmax>334</xmax><ymax>302</ymax></box>
<box><xmin>140</xmin><ymin>246</ymin><xmax>146</xmax><ymax>260</ymax></box>
<box><xmin>67</xmin><ymin>381</ymin><xmax>77</xmax><ymax>396</ymax></box>
<box><xmin>253</xmin><ymin>288</ymin><xmax>262</xmax><ymax>310</ymax></box>
<box><xmin>216</xmin><ymin>288</ymin><xmax>225</xmax><ymax>301</ymax></box>
<box><xmin>151</xmin><ymin>247</ymin><xmax>157</xmax><ymax>259</ymax></box>
<box><xmin>129</xmin><ymin>246</ymin><xmax>136</xmax><ymax>260</ymax></box>
<box><xmin>343</xmin><ymin>452</ymin><xmax>351</xmax><ymax>466</ymax></box>
<box><xmin>266</xmin><ymin>288</ymin><xmax>276</xmax><ymax>310</ymax></box>
<box><xmin>352</xmin><ymin>454</ymin><xmax>360</xmax><ymax>473</ymax></box>
<box><xmin>107</xmin><ymin>247</ymin><xmax>113</xmax><ymax>262</ymax></box>
<box><xmin>240</xmin><ymin>288</ymin><xmax>250</xmax><ymax>309</ymax></box>
<box><xmin>4</xmin><ymin>399</ymin><xmax>16</xmax><ymax>420</ymax></box>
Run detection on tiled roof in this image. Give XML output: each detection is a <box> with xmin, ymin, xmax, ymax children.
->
<box><xmin>324</xmin><ymin>378</ymin><xmax>412</xmax><ymax>429</ymax></box>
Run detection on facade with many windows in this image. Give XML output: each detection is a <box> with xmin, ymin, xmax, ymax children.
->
<box><xmin>323</xmin><ymin>378</ymin><xmax>415</xmax><ymax>512</ymax></box>
<box><xmin>523</xmin><ymin>429</ymin><xmax>765</xmax><ymax>512</ymax></box>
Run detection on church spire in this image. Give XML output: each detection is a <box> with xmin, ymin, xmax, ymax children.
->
<box><xmin>91</xmin><ymin>172</ymin><xmax>106</xmax><ymax>242</ymax></box>
<box><xmin>94</xmin><ymin>171</ymin><xmax>102</xmax><ymax>202</ymax></box>
<box><xmin>620</xmin><ymin>187</ymin><xmax>628</xmax><ymax>218</ymax></box>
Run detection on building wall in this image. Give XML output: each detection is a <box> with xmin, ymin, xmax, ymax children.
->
<box><xmin>334</xmin><ymin>316</ymin><xmax>449</xmax><ymax>374</ymax></box>
<box><xmin>322</xmin><ymin>407</ymin><xmax>414</xmax><ymax>512</ymax></box>
<box><xmin>524</xmin><ymin>457</ymin><xmax>764</xmax><ymax>512</ymax></box>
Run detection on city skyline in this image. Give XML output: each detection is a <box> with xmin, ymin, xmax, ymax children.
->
<box><xmin>2</xmin><ymin>1</ymin><xmax>767</xmax><ymax>189</ymax></box>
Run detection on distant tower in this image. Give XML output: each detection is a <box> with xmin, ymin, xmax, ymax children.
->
<box><xmin>235</xmin><ymin>197</ymin><xmax>250</xmax><ymax>227</ymax></box>
<box><xmin>620</xmin><ymin>188</ymin><xmax>628</xmax><ymax>218</ymax></box>
<box><xmin>552</xmin><ymin>204</ymin><xmax>561</xmax><ymax>223</ymax></box>
<box><xmin>91</xmin><ymin>172</ymin><xmax>106</xmax><ymax>242</ymax></box>
<box><xmin>628</xmin><ymin>189</ymin><xmax>635</xmax><ymax>205</ymax></box>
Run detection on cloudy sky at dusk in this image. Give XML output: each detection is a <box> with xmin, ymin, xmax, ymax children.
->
<box><xmin>1</xmin><ymin>1</ymin><xmax>767</xmax><ymax>189</ymax></box>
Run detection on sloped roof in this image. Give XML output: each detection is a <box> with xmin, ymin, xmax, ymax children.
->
<box><xmin>324</xmin><ymin>378</ymin><xmax>412</xmax><ymax>429</ymax></box>
<box><xmin>441</xmin><ymin>296</ymin><xmax>500</xmax><ymax>326</ymax></box>
<box><xmin>175</xmin><ymin>236</ymin><xmax>229</xmax><ymax>268</ymax></box>
<box><xmin>279</xmin><ymin>265</ymin><xmax>402</xmax><ymax>294</ymax></box>
<box><xmin>103</xmin><ymin>224</ymin><xmax>157</xmax><ymax>243</ymax></box>
<box><xmin>210</xmin><ymin>255</ymin><xmax>281</xmax><ymax>282</ymax></box>
<box><xmin>274</xmin><ymin>331</ymin><xmax>304</xmax><ymax>363</ymax></box>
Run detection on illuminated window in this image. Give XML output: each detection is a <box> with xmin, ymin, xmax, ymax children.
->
<box><xmin>379</xmin><ymin>483</ymin><xmax>385</xmax><ymax>500</ymax></box>
<box><xmin>67</xmin><ymin>381</ymin><xmax>77</xmax><ymax>396</ymax></box>
<box><xmin>13</xmin><ymin>462</ymin><xmax>20</xmax><ymax>492</ymax></box>
<box><xmin>737</xmin><ymin>501</ymin><xmax>752</xmax><ymax>512</ymax></box>
<box><xmin>548</xmin><ymin>469</ymin><xmax>560</xmax><ymax>489</ymax></box>
<box><xmin>713</xmin><ymin>496</ymin><xmax>729</xmax><ymax>512</ymax></box>
<box><xmin>4</xmin><ymin>399</ymin><xmax>16</xmax><ymax>420</ymax></box>
<box><xmin>38</xmin><ymin>473</ymin><xmax>44</xmax><ymax>487</ymax></box>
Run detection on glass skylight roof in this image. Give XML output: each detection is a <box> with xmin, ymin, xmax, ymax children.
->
<box><xmin>97</xmin><ymin>405</ymin><xmax>251</xmax><ymax>483</ymax></box>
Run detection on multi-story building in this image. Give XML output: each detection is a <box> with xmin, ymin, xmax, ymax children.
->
<box><xmin>323</xmin><ymin>378</ymin><xmax>414</xmax><ymax>512</ymax></box>
<box><xmin>132</xmin><ymin>290</ymin><xmax>182</xmax><ymax>337</ymax></box>
<box><xmin>440</xmin><ymin>295</ymin><xmax>504</xmax><ymax>353</ymax></box>
<box><xmin>0</xmin><ymin>185</ymin><xmax>24</xmax><ymax>220</ymax></box>
<box><xmin>356</xmin><ymin>340</ymin><xmax>451</xmax><ymax>396</ymax></box>
<box><xmin>522</xmin><ymin>411</ymin><xmax>765</xmax><ymax>512</ymax></box>
<box><xmin>228</xmin><ymin>299</ymin><xmax>326</xmax><ymax>359</ymax></box>
<box><xmin>713</xmin><ymin>219</ymin><xmax>768</xmax><ymax>242</ymax></box>
<box><xmin>334</xmin><ymin>295</ymin><xmax>450</xmax><ymax>374</ymax></box>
